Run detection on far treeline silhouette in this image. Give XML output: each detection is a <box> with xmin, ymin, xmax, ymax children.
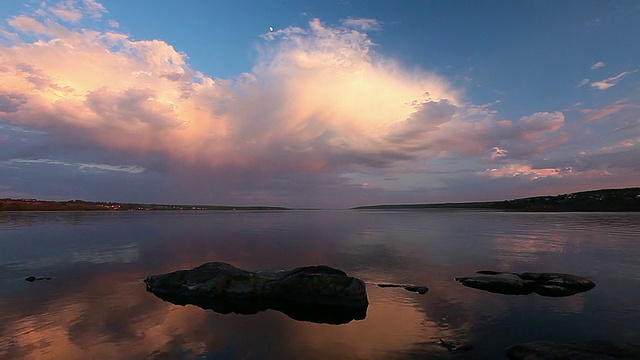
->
<box><xmin>353</xmin><ymin>187</ymin><xmax>640</xmax><ymax>212</ymax></box>
<box><xmin>1</xmin><ymin>187</ymin><xmax>638</xmax><ymax>212</ymax></box>
<box><xmin>0</xmin><ymin>199</ymin><xmax>289</xmax><ymax>212</ymax></box>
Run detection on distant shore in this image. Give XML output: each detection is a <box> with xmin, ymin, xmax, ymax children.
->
<box><xmin>0</xmin><ymin>199</ymin><xmax>290</xmax><ymax>212</ymax></box>
<box><xmin>353</xmin><ymin>187</ymin><xmax>640</xmax><ymax>212</ymax></box>
<box><xmin>2</xmin><ymin>187</ymin><xmax>639</xmax><ymax>212</ymax></box>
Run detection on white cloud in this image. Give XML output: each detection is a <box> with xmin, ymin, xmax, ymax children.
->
<box><xmin>591</xmin><ymin>69</ymin><xmax>638</xmax><ymax>90</ymax></box>
<box><xmin>5</xmin><ymin>158</ymin><xmax>145</xmax><ymax>174</ymax></box>
<box><xmin>489</xmin><ymin>146</ymin><xmax>509</xmax><ymax>160</ymax></box>
<box><xmin>577</xmin><ymin>78</ymin><xmax>589</xmax><ymax>87</ymax></box>
<box><xmin>340</xmin><ymin>18</ymin><xmax>382</xmax><ymax>31</ymax></box>
<box><xmin>1</xmin><ymin>13</ymin><xmax>462</xmax><ymax>174</ymax></box>
<box><xmin>483</xmin><ymin>163</ymin><xmax>564</xmax><ymax>180</ymax></box>
<box><xmin>590</xmin><ymin>61</ymin><xmax>606</xmax><ymax>70</ymax></box>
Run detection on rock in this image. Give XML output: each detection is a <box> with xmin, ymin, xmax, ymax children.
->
<box><xmin>438</xmin><ymin>338</ymin><xmax>474</xmax><ymax>352</ymax></box>
<box><xmin>403</xmin><ymin>285</ymin><xmax>428</xmax><ymax>295</ymax></box>
<box><xmin>25</xmin><ymin>276</ymin><xmax>52</xmax><ymax>282</ymax></box>
<box><xmin>476</xmin><ymin>270</ymin><xmax>514</xmax><ymax>275</ymax></box>
<box><xmin>519</xmin><ymin>272</ymin><xmax>596</xmax><ymax>293</ymax></box>
<box><xmin>456</xmin><ymin>271</ymin><xmax>595</xmax><ymax>297</ymax></box>
<box><xmin>377</xmin><ymin>283</ymin><xmax>397</xmax><ymax>288</ymax></box>
<box><xmin>455</xmin><ymin>276</ymin><xmax>536</xmax><ymax>295</ymax></box>
<box><xmin>506</xmin><ymin>340</ymin><xmax>640</xmax><ymax>359</ymax></box>
<box><xmin>144</xmin><ymin>262</ymin><xmax>368</xmax><ymax>324</ymax></box>
<box><xmin>533</xmin><ymin>284</ymin><xmax>579</xmax><ymax>297</ymax></box>
<box><xmin>376</xmin><ymin>283</ymin><xmax>428</xmax><ymax>294</ymax></box>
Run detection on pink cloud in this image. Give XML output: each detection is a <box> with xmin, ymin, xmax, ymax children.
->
<box><xmin>1</xmin><ymin>13</ymin><xmax>466</xmax><ymax>175</ymax></box>
<box><xmin>48</xmin><ymin>0</ymin><xmax>106</xmax><ymax>22</ymax></box>
<box><xmin>580</xmin><ymin>101</ymin><xmax>634</xmax><ymax>121</ymax></box>
<box><xmin>483</xmin><ymin>163</ymin><xmax>564</xmax><ymax>180</ymax></box>
<box><xmin>519</xmin><ymin>112</ymin><xmax>564</xmax><ymax>132</ymax></box>
<box><xmin>490</xmin><ymin>146</ymin><xmax>509</xmax><ymax>160</ymax></box>
<box><xmin>591</xmin><ymin>70</ymin><xmax>638</xmax><ymax>90</ymax></box>
<box><xmin>3</xmin><ymin>1</ymin><xmax>634</xmax><ymax>207</ymax></box>
<box><xmin>8</xmin><ymin>16</ymin><xmax>51</xmax><ymax>35</ymax></box>
<box><xmin>0</xmin><ymin>3</ymin><xmax>574</xmax><ymax>183</ymax></box>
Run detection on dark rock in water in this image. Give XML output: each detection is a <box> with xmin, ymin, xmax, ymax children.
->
<box><xmin>25</xmin><ymin>276</ymin><xmax>52</xmax><ymax>282</ymax></box>
<box><xmin>519</xmin><ymin>272</ymin><xmax>596</xmax><ymax>293</ymax></box>
<box><xmin>403</xmin><ymin>285</ymin><xmax>428</xmax><ymax>295</ymax></box>
<box><xmin>506</xmin><ymin>340</ymin><xmax>640</xmax><ymax>359</ymax></box>
<box><xmin>455</xmin><ymin>275</ymin><xmax>535</xmax><ymax>295</ymax></box>
<box><xmin>438</xmin><ymin>338</ymin><xmax>474</xmax><ymax>352</ymax></box>
<box><xmin>144</xmin><ymin>262</ymin><xmax>368</xmax><ymax>324</ymax></box>
<box><xmin>533</xmin><ymin>284</ymin><xmax>579</xmax><ymax>297</ymax></box>
<box><xmin>376</xmin><ymin>283</ymin><xmax>428</xmax><ymax>295</ymax></box>
<box><xmin>376</xmin><ymin>283</ymin><xmax>398</xmax><ymax>288</ymax></box>
<box><xmin>456</xmin><ymin>271</ymin><xmax>595</xmax><ymax>297</ymax></box>
<box><xmin>476</xmin><ymin>270</ymin><xmax>514</xmax><ymax>275</ymax></box>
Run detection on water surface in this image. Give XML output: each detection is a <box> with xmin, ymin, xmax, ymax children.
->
<box><xmin>1</xmin><ymin>210</ymin><xmax>639</xmax><ymax>359</ymax></box>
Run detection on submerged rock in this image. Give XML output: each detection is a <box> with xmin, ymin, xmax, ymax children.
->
<box><xmin>376</xmin><ymin>283</ymin><xmax>428</xmax><ymax>294</ymax></box>
<box><xmin>144</xmin><ymin>262</ymin><xmax>368</xmax><ymax>324</ymax></box>
<box><xmin>520</xmin><ymin>272</ymin><xmax>596</xmax><ymax>293</ymax></box>
<box><xmin>455</xmin><ymin>271</ymin><xmax>595</xmax><ymax>297</ymax></box>
<box><xmin>438</xmin><ymin>338</ymin><xmax>474</xmax><ymax>352</ymax></box>
<box><xmin>25</xmin><ymin>276</ymin><xmax>52</xmax><ymax>282</ymax></box>
<box><xmin>455</xmin><ymin>275</ymin><xmax>535</xmax><ymax>295</ymax></box>
<box><xmin>506</xmin><ymin>340</ymin><xmax>640</xmax><ymax>359</ymax></box>
<box><xmin>403</xmin><ymin>285</ymin><xmax>429</xmax><ymax>294</ymax></box>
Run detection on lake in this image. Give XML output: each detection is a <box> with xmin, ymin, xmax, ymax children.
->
<box><xmin>1</xmin><ymin>210</ymin><xmax>639</xmax><ymax>359</ymax></box>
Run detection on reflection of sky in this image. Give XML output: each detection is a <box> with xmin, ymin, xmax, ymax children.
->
<box><xmin>71</xmin><ymin>244</ymin><xmax>139</xmax><ymax>265</ymax></box>
<box><xmin>1</xmin><ymin>211</ymin><xmax>639</xmax><ymax>359</ymax></box>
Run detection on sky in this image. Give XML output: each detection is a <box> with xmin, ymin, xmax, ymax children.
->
<box><xmin>0</xmin><ymin>0</ymin><xmax>639</xmax><ymax>208</ymax></box>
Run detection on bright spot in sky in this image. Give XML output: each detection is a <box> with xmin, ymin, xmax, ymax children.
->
<box><xmin>269</xmin><ymin>26</ymin><xmax>274</xmax><ymax>32</ymax></box>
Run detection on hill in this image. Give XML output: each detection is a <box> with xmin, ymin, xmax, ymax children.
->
<box><xmin>353</xmin><ymin>187</ymin><xmax>640</xmax><ymax>212</ymax></box>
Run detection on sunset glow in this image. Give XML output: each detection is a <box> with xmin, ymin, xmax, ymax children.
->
<box><xmin>1</xmin><ymin>1</ymin><xmax>638</xmax><ymax>207</ymax></box>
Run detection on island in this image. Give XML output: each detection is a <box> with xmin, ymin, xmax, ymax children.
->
<box><xmin>353</xmin><ymin>187</ymin><xmax>640</xmax><ymax>212</ymax></box>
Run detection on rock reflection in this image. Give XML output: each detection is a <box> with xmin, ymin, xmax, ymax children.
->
<box><xmin>148</xmin><ymin>291</ymin><xmax>367</xmax><ymax>325</ymax></box>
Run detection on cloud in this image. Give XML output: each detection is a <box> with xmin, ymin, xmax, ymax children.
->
<box><xmin>489</xmin><ymin>146</ymin><xmax>509</xmax><ymax>160</ymax></box>
<box><xmin>483</xmin><ymin>163</ymin><xmax>564</xmax><ymax>180</ymax></box>
<box><xmin>48</xmin><ymin>0</ymin><xmax>106</xmax><ymax>22</ymax></box>
<box><xmin>340</xmin><ymin>18</ymin><xmax>382</xmax><ymax>31</ymax></box>
<box><xmin>590</xmin><ymin>61</ymin><xmax>606</xmax><ymax>70</ymax></box>
<box><xmin>574</xmin><ymin>147</ymin><xmax>640</xmax><ymax>172</ymax></box>
<box><xmin>598</xmin><ymin>138</ymin><xmax>638</xmax><ymax>152</ymax></box>
<box><xmin>519</xmin><ymin>111</ymin><xmax>564</xmax><ymax>132</ymax></box>
<box><xmin>477</xmin><ymin>112</ymin><xmax>568</xmax><ymax>161</ymax></box>
<box><xmin>4</xmin><ymin>158</ymin><xmax>145</xmax><ymax>174</ymax></box>
<box><xmin>591</xmin><ymin>69</ymin><xmax>638</xmax><ymax>90</ymax></box>
<box><xmin>0</xmin><ymin>8</ymin><xmax>468</xmax><ymax>202</ymax></box>
<box><xmin>580</xmin><ymin>101</ymin><xmax>635</xmax><ymax>121</ymax></box>
<box><xmin>0</xmin><ymin>93</ymin><xmax>27</xmax><ymax>113</ymax></box>
<box><xmin>1</xmin><ymin>1</ymin><xmax>637</xmax><ymax>206</ymax></box>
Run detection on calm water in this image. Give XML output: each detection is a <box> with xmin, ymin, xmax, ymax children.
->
<box><xmin>1</xmin><ymin>210</ymin><xmax>639</xmax><ymax>359</ymax></box>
